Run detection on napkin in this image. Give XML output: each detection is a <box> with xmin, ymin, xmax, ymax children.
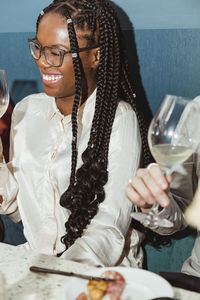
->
<box><xmin>159</xmin><ymin>272</ymin><xmax>200</xmax><ymax>293</ymax></box>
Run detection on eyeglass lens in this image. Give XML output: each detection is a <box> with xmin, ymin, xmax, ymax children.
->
<box><xmin>29</xmin><ymin>41</ymin><xmax>62</xmax><ymax>67</ymax></box>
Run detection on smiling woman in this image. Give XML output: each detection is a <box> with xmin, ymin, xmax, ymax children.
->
<box><xmin>0</xmin><ymin>0</ymin><xmax>152</xmax><ymax>267</ymax></box>
<box><xmin>32</xmin><ymin>10</ymin><xmax>99</xmax><ymax>115</ymax></box>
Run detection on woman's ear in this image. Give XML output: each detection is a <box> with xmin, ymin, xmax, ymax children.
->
<box><xmin>92</xmin><ymin>48</ymin><xmax>100</xmax><ymax>69</ymax></box>
<box><xmin>95</xmin><ymin>49</ymin><xmax>100</xmax><ymax>62</ymax></box>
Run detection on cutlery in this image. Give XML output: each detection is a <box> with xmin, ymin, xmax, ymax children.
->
<box><xmin>30</xmin><ymin>266</ymin><xmax>119</xmax><ymax>282</ymax></box>
<box><xmin>150</xmin><ymin>298</ymin><xmax>174</xmax><ymax>300</ymax></box>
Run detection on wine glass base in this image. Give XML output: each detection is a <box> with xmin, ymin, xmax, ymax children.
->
<box><xmin>131</xmin><ymin>212</ymin><xmax>174</xmax><ymax>228</ymax></box>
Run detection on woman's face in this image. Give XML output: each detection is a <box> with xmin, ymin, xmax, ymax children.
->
<box><xmin>36</xmin><ymin>12</ymin><xmax>98</xmax><ymax>101</ymax></box>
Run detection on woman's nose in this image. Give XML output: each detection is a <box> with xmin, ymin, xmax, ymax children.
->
<box><xmin>36</xmin><ymin>52</ymin><xmax>50</xmax><ymax>67</ymax></box>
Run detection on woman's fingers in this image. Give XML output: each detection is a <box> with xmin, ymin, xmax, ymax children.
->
<box><xmin>147</xmin><ymin>164</ymin><xmax>172</xmax><ymax>188</ymax></box>
<box><xmin>126</xmin><ymin>165</ymin><xmax>171</xmax><ymax>208</ymax></box>
<box><xmin>126</xmin><ymin>177</ymin><xmax>152</xmax><ymax>208</ymax></box>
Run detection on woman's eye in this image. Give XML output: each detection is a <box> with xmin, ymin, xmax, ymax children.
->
<box><xmin>50</xmin><ymin>50</ymin><xmax>60</xmax><ymax>56</ymax></box>
<box><xmin>34</xmin><ymin>45</ymin><xmax>40</xmax><ymax>51</ymax></box>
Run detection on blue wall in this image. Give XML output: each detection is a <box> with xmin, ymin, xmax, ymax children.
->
<box><xmin>134</xmin><ymin>29</ymin><xmax>200</xmax><ymax>112</ymax></box>
<box><xmin>0</xmin><ymin>1</ymin><xmax>200</xmax><ymax>113</ymax></box>
<box><xmin>1</xmin><ymin>0</ymin><xmax>200</xmax><ymax>32</ymax></box>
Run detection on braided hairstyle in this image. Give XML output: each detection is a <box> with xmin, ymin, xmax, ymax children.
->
<box><xmin>36</xmin><ymin>0</ymin><xmax>153</xmax><ymax>254</ymax></box>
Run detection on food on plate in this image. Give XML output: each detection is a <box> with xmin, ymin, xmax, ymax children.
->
<box><xmin>87</xmin><ymin>280</ymin><xmax>107</xmax><ymax>300</ymax></box>
<box><xmin>102</xmin><ymin>270</ymin><xmax>125</xmax><ymax>300</ymax></box>
<box><xmin>76</xmin><ymin>292</ymin><xmax>89</xmax><ymax>300</ymax></box>
<box><xmin>76</xmin><ymin>270</ymin><xmax>125</xmax><ymax>300</ymax></box>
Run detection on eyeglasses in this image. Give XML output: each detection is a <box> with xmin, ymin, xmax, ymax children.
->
<box><xmin>28</xmin><ymin>39</ymin><xmax>99</xmax><ymax>67</ymax></box>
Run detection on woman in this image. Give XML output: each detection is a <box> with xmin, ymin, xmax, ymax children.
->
<box><xmin>0</xmin><ymin>0</ymin><xmax>152</xmax><ymax>266</ymax></box>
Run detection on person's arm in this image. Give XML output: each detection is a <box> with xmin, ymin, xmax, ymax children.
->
<box><xmin>0</xmin><ymin>109</ymin><xmax>20</xmax><ymax>222</ymax></box>
<box><xmin>61</xmin><ymin>104</ymin><xmax>142</xmax><ymax>266</ymax></box>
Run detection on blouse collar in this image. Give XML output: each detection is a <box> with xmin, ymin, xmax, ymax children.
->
<box><xmin>47</xmin><ymin>89</ymin><xmax>97</xmax><ymax>127</ymax></box>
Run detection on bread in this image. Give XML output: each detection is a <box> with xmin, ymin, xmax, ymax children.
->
<box><xmin>87</xmin><ymin>280</ymin><xmax>107</xmax><ymax>300</ymax></box>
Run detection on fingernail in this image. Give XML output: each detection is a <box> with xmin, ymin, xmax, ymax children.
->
<box><xmin>148</xmin><ymin>196</ymin><xmax>154</xmax><ymax>204</ymax></box>
<box><xmin>160</xmin><ymin>181</ymin><xmax>167</xmax><ymax>189</ymax></box>
<box><xmin>139</xmin><ymin>200</ymin><xmax>145</xmax><ymax>206</ymax></box>
<box><xmin>161</xmin><ymin>198</ymin><xmax>168</xmax><ymax>207</ymax></box>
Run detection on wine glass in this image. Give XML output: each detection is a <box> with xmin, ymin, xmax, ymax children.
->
<box><xmin>132</xmin><ymin>94</ymin><xmax>199</xmax><ymax>227</ymax></box>
<box><xmin>0</xmin><ymin>70</ymin><xmax>9</xmax><ymax>118</ymax></box>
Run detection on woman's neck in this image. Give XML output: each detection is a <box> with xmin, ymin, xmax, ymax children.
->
<box><xmin>55</xmin><ymin>86</ymin><xmax>96</xmax><ymax>116</ymax></box>
<box><xmin>55</xmin><ymin>95</ymin><xmax>74</xmax><ymax>116</ymax></box>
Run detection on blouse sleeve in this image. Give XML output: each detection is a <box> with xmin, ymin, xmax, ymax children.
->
<box><xmin>146</xmin><ymin>156</ymin><xmax>195</xmax><ymax>235</ymax></box>
<box><xmin>0</xmin><ymin>110</ymin><xmax>20</xmax><ymax>222</ymax></box>
<box><xmin>61</xmin><ymin>103</ymin><xmax>142</xmax><ymax>266</ymax></box>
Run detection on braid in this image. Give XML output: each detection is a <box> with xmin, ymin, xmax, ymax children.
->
<box><xmin>37</xmin><ymin>0</ymin><xmax>153</xmax><ymax>254</ymax></box>
<box><xmin>56</xmin><ymin>5</ymin><xmax>82</xmax><ymax>187</ymax></box>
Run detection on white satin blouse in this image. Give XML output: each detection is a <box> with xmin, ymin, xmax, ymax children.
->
<box><xmin>0</xmin><ymin>89</ymin><xmax>144</xmax><ymax>267</ymax></box>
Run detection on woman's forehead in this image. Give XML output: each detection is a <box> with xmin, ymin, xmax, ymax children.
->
<box><xmin>37</xmin><ymin>13</ymin><xmax>91</xmax><ymax>50</ymax></box>
<box><xmin>38</xmin><ymin>12</ymin><xmax>95</xmax><ymax>47</ymax></box>
<box><xmin>38</xmin><ymin>12</ymin><xmax>68</xmax><ymax>31</ymax></box>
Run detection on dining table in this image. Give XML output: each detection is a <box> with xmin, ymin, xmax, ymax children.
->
<box><xmin>0</xmin><ymin>242</ymin><xmax>200</xmax><ymax>300</ymax></box>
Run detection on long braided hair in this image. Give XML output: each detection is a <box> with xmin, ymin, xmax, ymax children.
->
<box><xmin>36</xmin><ymin>0</ymin><xmax>153</xmax><ymax>254</ymax></box>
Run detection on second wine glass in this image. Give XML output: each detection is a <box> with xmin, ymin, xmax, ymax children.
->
<box><xmin>132</xmin><ymin>94</ymin><xmax>199</xmax><ymax>227</ymax></box>
<box><xmin>0</xmin><ymin>70</ymin><xmax>9</xmax><ymax>118</ymax></box>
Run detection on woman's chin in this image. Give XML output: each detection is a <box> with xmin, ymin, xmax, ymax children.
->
<box><xmin>43</xmin><ymin>85</ymin><xmax>58</xmax><ymax>97</ymax></box>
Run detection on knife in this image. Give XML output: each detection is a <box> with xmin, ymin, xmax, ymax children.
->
<box><xmin>30</xmin><ymin>266</ymin><xmax>119</xmax><ymax>282</ymax></box>
<box><xmin>149</xmin><ymin>298</ymin><xmax>174</xmax><ymax>300</ymax></box>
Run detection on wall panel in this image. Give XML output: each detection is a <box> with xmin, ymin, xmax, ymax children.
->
<box><xmin>1</xmin><ymin>29</ymin><xmax>200</xmax><ymax>113</ymax></box>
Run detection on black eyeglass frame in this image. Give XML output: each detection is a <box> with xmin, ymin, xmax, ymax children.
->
<box><xmin>28</xmin><ymin>38</ymin><xmax>99</xmax><ymax>67</ymax></box>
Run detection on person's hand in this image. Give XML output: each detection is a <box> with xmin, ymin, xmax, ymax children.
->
<box><xmin>126</xmin><ymin>164</ymin><xmax>172</xmax><ymax>211</ymax></box>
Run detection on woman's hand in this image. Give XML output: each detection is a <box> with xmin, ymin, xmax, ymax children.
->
<box><xmin>125</xmin><ymin>164</ymin><xmax>172</xmax><ymax>211</ymax></box>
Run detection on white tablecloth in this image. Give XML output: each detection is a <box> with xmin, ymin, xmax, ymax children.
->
<box><xmin>0</xmin><ymin>242</ymin><xmax>200</xmax><ymax>300</ymax></box>
<box><xmin>1</xmin><ymin>242</ymin><xmax>95</xmax><ymax>300</ymax></box>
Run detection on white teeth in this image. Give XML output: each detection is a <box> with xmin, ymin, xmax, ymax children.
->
<box><xmin>43</xmin><ymin>74</ymin><xmax>62</xmax><ymax>82</ymax></box>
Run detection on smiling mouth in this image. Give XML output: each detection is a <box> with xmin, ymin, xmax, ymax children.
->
<box><xmin>42</xmin><ymin>74</ymin><xmax>63</xmax><ymax>85</ymax></box>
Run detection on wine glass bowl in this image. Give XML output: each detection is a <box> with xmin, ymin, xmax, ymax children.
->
<box><xmin>148</xmin><ymin>95</ymin><xmax>194</xmax><ymax>174</ymax></box>
<box><xmin>132</xmin><ymin>94</ymin><xmax>198</xmax><ymax>228</ymax></box>
<box><xmin>0</xmin><ymin>70</ymin><xmax>9</xmax><ymax>118</ymax></box>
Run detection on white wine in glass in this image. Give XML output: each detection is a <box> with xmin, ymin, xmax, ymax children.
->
<box><xmin>0</xmin><ymin>70</ymin><xmax>9</xmax><ymax>118</ymax></box>
<box><xmin>132</xmin><ymin>94</ymin><xmax>198</xmax><ymax>227</ymax></box>
<box><xmin>150</xmin><ymin>144</ymin><xmax>193</xmax><ymax>171</ymax></box>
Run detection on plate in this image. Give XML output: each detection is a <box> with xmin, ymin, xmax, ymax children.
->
<box><xmin>63</xmin><ymin>267</ymin><xmax>174</xmax><ymax>300</ymax></box>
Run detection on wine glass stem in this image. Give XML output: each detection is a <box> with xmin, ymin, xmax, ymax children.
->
<box><xmin>151</xmin><ymin>167</ymin><xmax>171</xmax><ymax>214</ymax></box>
<box><xmin>151</xmin><ymin>201</ymin><xmax>160</xmax><ymax>214</ymax></box>
<box><xmin>161</xmin><ymin>166</ymin><xmax>171</xmax><ymax>176</ymax></box>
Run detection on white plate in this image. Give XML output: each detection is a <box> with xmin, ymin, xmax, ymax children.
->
<box><xmin>63</xmin><ymin>267</ymin><xmax>174</xmax><ymax>300</ymax></box>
